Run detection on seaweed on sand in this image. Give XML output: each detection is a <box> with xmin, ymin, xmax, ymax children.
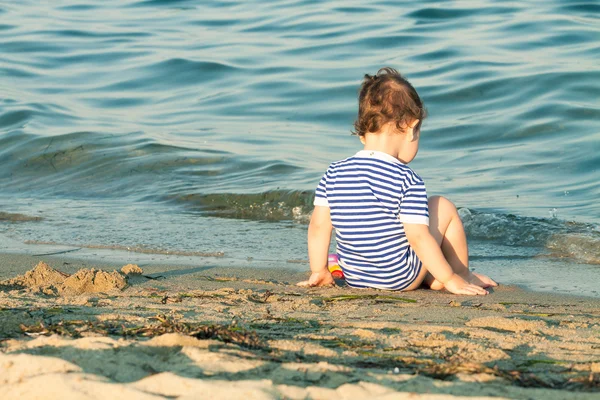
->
<box><xmin>20</xmin><ymin>314</ymin><xmax>265</xmax><ymax>349</ymax></box>
<box><xmin>317</xmin><ymin>294</ymin><xmax>417</xmax><ymax>304</ymax></box>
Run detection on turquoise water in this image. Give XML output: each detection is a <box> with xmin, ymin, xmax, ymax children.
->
<box><xmin>1</xmin><ymin>0</ymin><xmax>599</xmax><ymax>296</ymax></box>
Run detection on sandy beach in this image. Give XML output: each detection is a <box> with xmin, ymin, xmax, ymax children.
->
<box><xmin>1</xmin><ymin>252</ymin><xmax>599</xmax><ymax>400</ymax></box>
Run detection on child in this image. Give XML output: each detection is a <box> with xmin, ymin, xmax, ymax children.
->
<box><xmin>298</xmin><ymin>67</ymin><xmax>497</xmax><ymax>295</ymax></box>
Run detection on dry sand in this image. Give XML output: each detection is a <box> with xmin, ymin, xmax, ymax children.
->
<box><xmin>1</xmin><ymin>253</ymin><xmax>599</xmax><ymax>399</ymax></box>
<box><xmin>3</xmin><ymin>261</ymin><xmax>127</xmax><ymax>296</ymax></box>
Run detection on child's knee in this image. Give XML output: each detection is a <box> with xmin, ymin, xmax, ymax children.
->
<box><xmin>429</xmin><ymin>280</ymin><xmax>445</xmax><ymax>291</ymax></box>
<box><xmin>428</xmin><ymin>195</ymin><xmax>457</xmax><ymax>215</ymax></box>
<box><xmin>423</xmin><ymin>271</ymin><xmax>445</xmax><ymax>291</ymax></box>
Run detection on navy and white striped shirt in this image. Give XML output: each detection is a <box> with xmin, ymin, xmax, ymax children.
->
<box><xmin>314</xmin><ymin>150</ymin><xmax>429</xmax><ymax>290</ymax></box>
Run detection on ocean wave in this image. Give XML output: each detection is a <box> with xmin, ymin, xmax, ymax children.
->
<box><xmin>166</xmin><ymin>191</ymin><xmax>600</xmax><ymax>265</ymax></box>
<box><xmin>459</xmin><ymin>208</ymin><xmax>600</xmax><ymax>264</ymax></box>
<box><xmin>0</xmin><ymin>130</ymin><xmax>312</xmax><ymax>200</ymax></box>
<box><xmin>0</xmin><ymin>212</ymin><xmax>43</xmax><ymax>222</ymax></box>
<box><xmin>167</xmin><ymin>190</ymin><xmax>314</xmax><ymax>222</ymax></box>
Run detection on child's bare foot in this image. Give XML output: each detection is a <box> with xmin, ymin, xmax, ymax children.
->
<box><xmin>469</xmin><ymin>272</ymin><xmax>498</xmax><ymax>288</ymax></box>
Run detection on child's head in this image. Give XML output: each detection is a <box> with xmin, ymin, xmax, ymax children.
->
<box><xmin>353</xmin><ymin>67</ymin><xmax>426</xmax><ymax>137</ymax></box>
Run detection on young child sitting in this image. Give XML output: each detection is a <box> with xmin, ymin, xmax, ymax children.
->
<box><xmin>298</xmin><ymin>67</ymin><xmax>497</xmax><ymax>295</ymax></box>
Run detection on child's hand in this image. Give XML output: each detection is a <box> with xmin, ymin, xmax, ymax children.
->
<box><xmin>444</xmin><ymin>274</ymin><xmax>488</xmax><ymax>296</ymax></box>
<box><xmin>297</xmin><ymin>270</ymin><xmax>335</xmax><ymax>288</ymax></box>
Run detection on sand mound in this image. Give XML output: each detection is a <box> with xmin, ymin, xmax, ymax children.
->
<box><xmin>0</xmin><ymin>354</ymin><xmax>82</xmax><ymax>385</ymax></box>
<box><xmin>61</xmin><ymin>268</ymin><xmax>127</xmax><ymax>295</ymax></box>
<box><xmin>6</xmin><ymin>261</ymin><xmax>69</xmax><ymax>288</ymax></box>
<box><xmin>5</xmin><ymin>372</ymin><xmax>165</xmax><ymax>400</ymax></box>
<box><xmin>121</xmin><ymin>264</ymin><xmax>143</xmax><ymax>275</ymax></box>
<box><xmin>1</xmin><ymin>262</ymin><xmax>128</xmax><ymax>296</ymax></box>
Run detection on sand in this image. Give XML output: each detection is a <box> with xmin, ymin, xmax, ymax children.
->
<box><xmin>3</xmin><ymin>261</ymin><xmax>128</xmax><ymax>296</ymax></box>
<box><xmin>1</xmin><ymin>253</ymin><xmax>600</xmax><ymax>399</ymax></box>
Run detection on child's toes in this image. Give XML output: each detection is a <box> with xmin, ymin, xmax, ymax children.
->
<box><xmin>474</xmin><ymin>272</ymin><xmax>498</xmax><ymax>287</ymax></box>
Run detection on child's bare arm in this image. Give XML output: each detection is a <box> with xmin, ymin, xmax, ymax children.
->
<box><xmin>308</xmin><ymin>206</ymin><xmax>333</xmax><ymax>273</ymax></box>
<box><xmin>298</xmin><ymin>206</ymin><xmax>334</xmax><ymax>287</ymax></box>
<box><xmin>404</xmin><ymin>223</ymin><xmax>487</xmax><ymax>295</ymax></box>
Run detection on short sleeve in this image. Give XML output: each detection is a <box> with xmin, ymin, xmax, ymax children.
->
<box><xmin>313</xmin><ymin>167</ymin><xmax>331</xmax><ymax>207</ymax></box>
<box><xmin>398</xmin><ymin>177</ymin><xmax>429</xmax><ymax>225</ymax></box>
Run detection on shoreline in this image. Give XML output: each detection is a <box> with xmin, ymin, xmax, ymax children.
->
<box><xmin>1</xmin><ymin>251</ymin><xmax>600</xmax><ymax>398</ymax></box>
<box><xmin>0</xmin><ymin>240</ymin><xmax>599</xmax><ymax>301</ymax></box>
<box><xmin>3</xmin><ymin>221</ymin><xmax>600</xmax><ymax>300</ymax></box>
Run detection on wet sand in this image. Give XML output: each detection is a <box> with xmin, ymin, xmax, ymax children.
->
<box><xmin>1</xmin><ymin>252</ymin><xmax>600</xmax><ymax>399</ymax></box>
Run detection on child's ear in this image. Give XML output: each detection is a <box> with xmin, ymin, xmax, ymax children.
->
<box><xmin>407</xmin><ymin>119</ymin><xmax>420</xmax><ymax>142</ymax></box>
<box><xmin>359</xmin><ymin>135</ymin><xmax>366</xmax><ymax>145</ymax></box>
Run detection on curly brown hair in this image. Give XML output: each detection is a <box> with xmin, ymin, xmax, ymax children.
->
<box><xmin>353</xmin><ymin>67</ymin><xmax>426</xmax><ymax>137</ymax></box>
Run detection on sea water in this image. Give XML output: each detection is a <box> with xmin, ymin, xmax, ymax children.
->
<box><xmin>1</xmin><ymin>0</ymin><xmax>599</xmax><ymax>296</ymax></box>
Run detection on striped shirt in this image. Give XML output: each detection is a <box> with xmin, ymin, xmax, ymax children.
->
<box><xmin>314</xmin><ymin>150</ymin><xmax>429</xmax><ymax>290</ymax></box>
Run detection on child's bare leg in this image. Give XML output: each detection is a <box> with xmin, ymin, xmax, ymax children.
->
<box><xmin>424</xmin><ymin>196</ymin><xmax>497</xmax><ymax>290</ymax></box>
<box><xmin>403</xmin><ymin>196</ymin><xmax>466</xmax><ymax>291</ymax></box>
